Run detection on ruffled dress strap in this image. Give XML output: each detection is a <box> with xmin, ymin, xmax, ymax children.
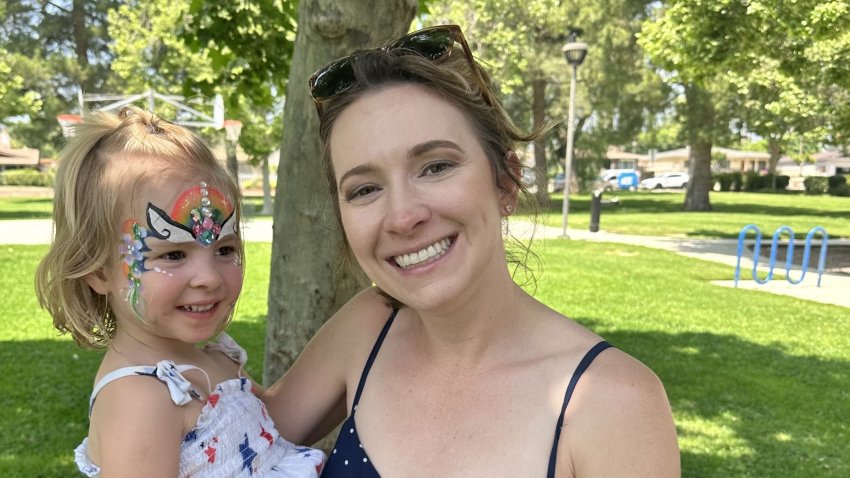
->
<box><xmin>88</xmin><ymin>361</ymin><xmax>211</xmax><ymax>416</ymax></box>
<box><xmin>203</xmin><ymin>332</ymin><xmax>248</xmax><ymax>370</ymax></box>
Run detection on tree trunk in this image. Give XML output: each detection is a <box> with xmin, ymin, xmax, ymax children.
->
<box><xmin>260</xmin><ymin>155</ymin><xmax>273</xmax><ymax>215</ymax></box>
<box><xmin>264</xmin><ymin>0</ymin><xmax>416</xmax><ymax>395</ymax></box>
<box><xmin>226</xmin><ymin>140</ymin><xmax>239</xmax><ymax>187</ymax></box>
<box><xmin>531</xmin><ymin>77</ymin><xmax>549</xmax><ymax>206</ymax></box>
<box><xmin>767</xmin><ymin>135</ymin><xmax>783</xmax><ymax>190</ymax></box>
<box><xmin>71</xmin><ymin>0</ymin><xmax>92</xmax><ymax>91</ymax></box>
<box><xmin>683</xmin><ymin>84</ymin><xmax>713</xmax><ymax>211</ymax></box>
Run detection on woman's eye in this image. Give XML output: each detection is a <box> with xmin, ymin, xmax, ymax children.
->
<box><xmin>347</xmin><ymin>185</ymin><xmax>380</xmax><ymax>201</ymax></box>
<box><xmin>423</xmin><ymin>161</ymin><xmax>453</xmax><ymax>176</ymax></box>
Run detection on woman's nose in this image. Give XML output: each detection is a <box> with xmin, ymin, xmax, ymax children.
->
<box><xmin>384</xmin><ymin>187</ymin><xmax>430</xmax><ymax>235</ymax></box>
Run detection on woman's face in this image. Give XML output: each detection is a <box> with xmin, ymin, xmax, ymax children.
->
<box><xmin>329</xmin><ymin>83</ymin><xmax>513</xmax><ymax>312</ymax></box>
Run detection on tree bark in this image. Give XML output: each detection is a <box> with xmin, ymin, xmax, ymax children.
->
<box><xmin>531</xmin><ymin>77</ymin><xmax>549</xmax><ymax>206</ymax></box>
<box><xmin>767</xmin><ymin>135</ymin><xmax>783</xmax><ymax>190</ymax></box>
<box><xmin>683</xmin><ymin>84</ymin><xmax>713</xmax><ymax>211</ymax></box>
<box><xmin>265</xmin><ymin>0</ymin><xmax>416</xmax><ymax>384</ymax></box>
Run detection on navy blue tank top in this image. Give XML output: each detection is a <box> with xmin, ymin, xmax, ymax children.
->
<box><xmin>321</xmin><ymin>309</ymin><xmax>612</xmax><ymax>477</ymax></box>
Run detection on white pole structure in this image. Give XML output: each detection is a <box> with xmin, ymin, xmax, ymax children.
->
<box><xmin>560</xmin><ymin>29</ymin><xmax>588</xmax><ymax>238</ymax></box>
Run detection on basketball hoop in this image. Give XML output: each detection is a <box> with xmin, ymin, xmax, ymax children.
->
<box><xmin>223</xmin><ymin>119</ymin><xmax>243</xmax><ymax>142</ymax></box>
<box><xmin>56</xmin><ymin>114</ymin><xmax>83</xmax><ymax>138</ymax></box>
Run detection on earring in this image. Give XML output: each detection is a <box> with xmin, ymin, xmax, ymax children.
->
<box><xmin>505</xmin><ymin>204</ymin><xmax>513</xmax><ymax>214</ymax></box>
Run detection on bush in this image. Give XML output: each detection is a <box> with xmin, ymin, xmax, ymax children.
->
<box><xmin>829</xmin><ymin>183</ymin><xmax>850</xmax><ymax>197</ymax></box>
<box><xmin>803</xmin><ymin>176</ymin><xmax>830</xmax><ymax>195</ymax></box>
<box><xmin>0</xmin><ymin>168</ymin><xmax>54</xmax><ymax>187</ymax></box>
<box><xmin>776</xmin><ymin>175</ymin><xmax>790</xmax><ymax>190</ymax></box>
<box><xmin>713</xmin><ymin>173</ymin><xmax>734</xmax><ymax>192</ymax></box>
<box><xmin>827</xmin><ymin>175</ymin><xmax>847</xmax><ymax>189</ymax></box>
<box><xmin>730</xmin><ymin>171</ymin><xmax>743</xmax><ymax>192</ymax></box>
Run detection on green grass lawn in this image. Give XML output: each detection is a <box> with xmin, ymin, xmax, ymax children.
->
<box><xmin>0</xmin><ymin>197</ymin><xmax>54</xmax><ymax>220</ymax></box>
<box><xmin>534</xmin><ymin>191</ymin><xmax>850</xmax><ymax>238</ymax></box>
<box><xmin>2</xmin><ymin>241</ymin><xmax>848</xmax><ymax>476</ymax></box>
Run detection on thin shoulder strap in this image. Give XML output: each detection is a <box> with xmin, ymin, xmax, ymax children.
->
<box><xmin>88</xmin><ymin>363</ymin><xmax>209</xmax><ymax>416</ymax></box>
<box><xmin>546</xmin><ymin>340</ymin><xmax>613</xmax><ymax>478</ymax></box>
<box><xmin>350</xmin><ymin>308</ymin><xmax>399</xmax><ymax>413</ymax></box>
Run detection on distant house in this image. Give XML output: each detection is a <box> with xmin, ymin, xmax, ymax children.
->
<box><xmin>605</xmin><ymin>147</ymin><xmax>647</xmax><ymax>171</ymax></box>
<box><xmin>776</xmin><ymin>150</ymin><xmax>850</xmax><ymax>177</ymax></box>
<box><xmin>0</xmin><ymin>144</ymin><xmax>40</xmax><ymax>170</ymax></box>
<box><xmin>635</xmin><ymin>146</ymin><xmax>771</xmax><ymax>175</ymax></box>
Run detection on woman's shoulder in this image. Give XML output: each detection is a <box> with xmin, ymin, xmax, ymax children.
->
<box><xmin>319</xmin><ymin>286</ymin><xmax>396</xmax><ymax>342</ymax></box>
<box><xmin>559</xmin><ymin>345</ymin><xmax>680</xmax><ymax>476</ymax></box>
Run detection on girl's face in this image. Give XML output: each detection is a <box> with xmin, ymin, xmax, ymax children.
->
<box><xmin>92</xmin><ymin>173</ymin><xmax>243</xmax><ymax>347</ymax></box>
<box><xmin>330</xmin><ymin>84</ymin><xmax>515</xmax><ymax>313</ymax></box>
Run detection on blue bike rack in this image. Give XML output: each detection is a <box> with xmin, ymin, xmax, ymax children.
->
<box><xmin>734</xmin><ymin>225</ymin><xmax>829</xmax><ymax>287</ymax></box>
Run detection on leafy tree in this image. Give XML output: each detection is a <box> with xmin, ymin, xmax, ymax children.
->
<box><xmin>181</xmin><ymin>0</ymin><xmax>300</xmax><ymax>213</ymax></box>
<box><xmin>640</xmin><ymin>0</ymin><xmax>850</xmax><ymax>209</ymax></box>
<box><xmin>427</xmin><ymin>0</ymin><xmax>668</xmax><ymax>196</ymax></box>
<box><xmin>0</xmin><ymin>0</ymin><xmax>119</xmax><ymax>155</ymax></box>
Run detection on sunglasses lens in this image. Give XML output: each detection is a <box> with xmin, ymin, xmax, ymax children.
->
<box><xmin>310</xmin><ymin>58</ymin><xmax>356</xmax><ymax>100</ymax></box>
<box><xmin>395</xmin><ymin>29</ymin><xmax>454</xmax><ymax>60</ymax></box>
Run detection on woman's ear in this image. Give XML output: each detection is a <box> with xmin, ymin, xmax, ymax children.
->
<box><xmin>83</xmin><ymin>269</ymin><xmax>110</xmax><ymax>296</ymax></box>
<box><xmin>499</xmin><ymin>151</ymin><xmax>523</xmax><ymax>215</ymax></box>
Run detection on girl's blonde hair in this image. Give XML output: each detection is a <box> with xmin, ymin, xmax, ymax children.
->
<box><xmin>35</xmin><ymin>106</ymin><xmax>243</xmax><ymax>348</ymax></box>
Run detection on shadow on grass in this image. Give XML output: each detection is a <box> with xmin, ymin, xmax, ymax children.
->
<box><xmin>577</xmin><ymin>319</ymin><xmax>850</xmax><ymax>478</ymax></box>
<box><xmin>6</xmin><ymin>317</ymin><xmax>848</xmax><ymax>477</ymax></box>
<box><xmin>0</xmin><ymin>339</ymin><xmax>102</xmax><ymax>476</ymax></box>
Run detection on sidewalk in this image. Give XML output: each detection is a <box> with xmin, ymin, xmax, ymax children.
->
<box><xmin>4</xmin><ymin>217</ymin><xmax>848</xmax><ymax>309</ymax></box>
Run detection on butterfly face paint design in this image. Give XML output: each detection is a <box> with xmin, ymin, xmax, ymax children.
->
<box><xmin>120</xmin><ymin>219</ymin><xmax>148</xmax><ymax>317</ymax></box>
<box><xmin>147</xmin><ymin>182</ymin><xmax>235</xmax><ymax>246</ymax></box>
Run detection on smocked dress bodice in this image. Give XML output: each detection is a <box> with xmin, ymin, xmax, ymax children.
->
<box><xmin>74</xmin><ymin>333</ymin><xmax>324</xmax><ymax>477</ymax></box>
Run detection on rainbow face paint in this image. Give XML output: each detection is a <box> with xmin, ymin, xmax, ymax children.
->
<box><xmin>147</xmin><ymin>182</ymin><xmax>235</xmax><ymax>246</ymax></box>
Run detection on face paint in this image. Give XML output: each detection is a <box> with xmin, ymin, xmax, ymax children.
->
<box><xmin>147</xmin><ymin>182</ymin><xmax>236</xmax><ymax>246</ymax></box>
<box><xmin>120</xmin><ymin>219</ymin><xmax>148</xmax><ymax>317</ymax></box>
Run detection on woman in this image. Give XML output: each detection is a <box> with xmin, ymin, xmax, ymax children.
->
<box><xmin>264</xmin><ymin>24</ymin><xmax>679</xmax><ymax>477</ymax></box>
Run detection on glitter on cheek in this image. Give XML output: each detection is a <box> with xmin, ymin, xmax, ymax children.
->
<box><xmin>152</xmin><ymin>266</ymin><xmax>174</xmax><ymax>277</ymax></box>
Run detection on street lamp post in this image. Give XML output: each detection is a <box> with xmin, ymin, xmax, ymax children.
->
<box><xmin>560</xmin><ymin>28</ymin><xmax>588</xmax><ymax>238</ymax></box>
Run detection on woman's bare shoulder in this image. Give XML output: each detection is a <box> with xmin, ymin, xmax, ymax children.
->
<box><xmin>559</xmin><ymin>347</ymin><xmax>680</xmax><ymax>477</ymax></box>
<box><xmin>316</xmin><ymin>287</ymin><xmax>396</xmax><ymax>345</ymax></box>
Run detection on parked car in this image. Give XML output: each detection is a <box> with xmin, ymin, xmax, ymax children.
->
<box><xmin>640</xmin><ymin>172</ymin><xmax>689</xmax><ymax>190</ymax></box>
<box><xmin>597</xmin><ymin>169</ymin><xmax>640</xmax><ymax>191</ymax></box>
<box><xmin>551</xmin><ymin>173</ymin><xmax>565</xmax><ymax>192</ymax></box>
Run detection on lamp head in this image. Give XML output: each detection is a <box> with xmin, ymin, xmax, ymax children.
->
<box><xmin>562</xmin><ymin>27</ymin><xmax>588</xmax><ymax>66</ymax></box>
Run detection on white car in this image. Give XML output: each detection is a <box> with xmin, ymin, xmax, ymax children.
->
<box><xmin>641</xmin><ymin>172</ymin><xmax>689</xmax><ymax>190</ymax></box>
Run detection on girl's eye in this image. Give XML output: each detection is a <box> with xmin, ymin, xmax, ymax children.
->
<box><xmin>216</xmin><ymin>246</ymin><xmax>236</xmax><ymax>257</ymax></box>
<box><xmin>347</xmin><ymin>185</ymin><xmax>381</xmax><ymax>201</ymax></box>
<box><xmin>422</xmin><ymin>161</ymin><xmax>453</xmax><ymax>176</ymax></box>
<box><xmin>162</xmin><ymin>251</ymin><xmax>185</xmax><ymax>261</ymax></box>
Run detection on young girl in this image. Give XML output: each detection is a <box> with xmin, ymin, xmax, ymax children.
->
<box><xmin>35</xmin><ymin>107</ymin><xmax>324</xmax><ymax>477</ymax></box>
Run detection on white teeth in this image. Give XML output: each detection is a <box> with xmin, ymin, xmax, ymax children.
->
<box><xmin>184</xmin><ymin>304</ymin><xmax>214</xmax><ymax>312</ymax></box>
<box><xmin>394</xmin><ymin>238</ymin><xmax>452</xmax><ymax>268</ymax></box>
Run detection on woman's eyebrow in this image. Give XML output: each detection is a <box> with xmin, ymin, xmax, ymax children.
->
<box><xmin>408</xmin><ymin>139</ymin><xmax>464</xmax><ymax>158</ymax></box>
<box><xmin>338</xmin><ymin>163</ymin><xmax>379</xmax><ymax>187</ymax></box>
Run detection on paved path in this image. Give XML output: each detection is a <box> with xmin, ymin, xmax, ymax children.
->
<box><xmin>4</xmin><ymin>217</ymin><xmax>848</xmax><ymax>309</ymax></box>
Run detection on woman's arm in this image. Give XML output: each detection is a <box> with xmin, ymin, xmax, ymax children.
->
<box><xmin>262</xmin><ymin>287</ymin><xmax>392</xmax><ymax>445</ymax></box>
<box><xmin>559</xmin><ymin>349</ymin><xmax>680</xmax><ymax>477</ymax></box>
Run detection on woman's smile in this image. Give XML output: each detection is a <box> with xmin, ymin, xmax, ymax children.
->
<box><xmin>391</xmin><ymin>236</ymin><xmax>454</xmax><ymax>269</ymax></box>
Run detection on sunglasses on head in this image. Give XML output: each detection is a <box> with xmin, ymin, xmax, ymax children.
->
<box><xmin>308</xmin><ymin>24</ymin><xmax>494</xmax><ymax>115</ymax></box>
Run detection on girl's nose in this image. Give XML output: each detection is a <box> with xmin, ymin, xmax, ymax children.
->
<box><xmin>188</xmin><ymin>254</ymin><xmax>225</xmax><ymax>289</ymax></box>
